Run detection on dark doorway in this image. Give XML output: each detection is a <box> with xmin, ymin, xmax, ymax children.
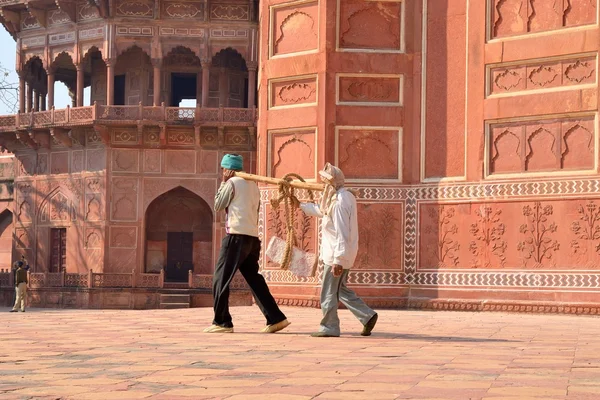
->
<box><xmin>114</xmin><ymin>75</ymin><xmax>126</xmax><ymax>105</ymax></box>
<box><xmin>166</xmin><ymin>232</ymin><xmax>193</xmax><ymax>282</ymax></box>
<box><xmin>50</xmin><ymin>228</ymin><xmax>67</xmax><ymax>273</ymax></box>
<box><xmin>171</xmin><ymin>73</ymin><xmax>197</xmax><ymax>106</ymax></box>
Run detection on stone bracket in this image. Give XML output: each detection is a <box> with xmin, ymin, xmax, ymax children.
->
<box><xmin>87</xmin><ymin>0</ymin><xmax>109</xmax><ymax>18</ymax></box>
<box><xmin>93</xmin><ymin>125</ymin><xmax>110</xmax><ymax>145</ymax></box>
<box><xmin>29</xmin><ymin>130</ymin><xmax>50</xmax><ymax>149</ymax></box>
<box><xmin>158</xmin><ymin>123</ymin><xmax>166</xmax><ymax>146</ymax></box>
<box><xmin>217</xmin><ymin>127</ymin><xmax>225</xmax><ymax>147</ymax></box>
<box><xmin>16</xmin><ymin>131</ymin><xmax>38</xmax><ymax>150</ymax></box>
<box><xmin>25</xmin><ymin>2</ymin><xmax>47</xmax><ymax>28</ymax></box>
<box><xmin>248</xmin><ymin>127</ymin><xmax>256</xmax><ymax>150</ymax></box>
<box><xmin>0</xmin><ymin>9</ymin><xmax>20</xmax><ymax>37</ymax></box>
<box><xmin>54</xmin><ymin>0</ymin><xmax>77</xmax><ymax>22</ymax></box>
<box><xmin>50</xmin><ymin>127</ymin><xmax>72</xmax><ymax>147</ymax></box>
<box><xmin>194</xmin><ymin>125</ymin><xmax>201</xmax><ymax>147</ymax></box>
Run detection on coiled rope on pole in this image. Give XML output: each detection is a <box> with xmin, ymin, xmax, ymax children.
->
<box><xmin>269</xmin><ymin>172</ymin><xmax>316</xmax><ymax>271</ymax></box>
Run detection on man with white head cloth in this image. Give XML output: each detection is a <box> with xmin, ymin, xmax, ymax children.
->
<box><xmin>300</xmin><ymin>163</ymin><xmax>378</xmax><ymax>337</ymax></box>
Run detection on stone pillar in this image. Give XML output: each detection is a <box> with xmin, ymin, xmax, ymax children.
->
<box><xmin>76</xmin><ymin>64</ymin><xmax>84</xmax><ymax>107</ymax></box>
<box><xmin>106</xmin><ymin>59</ymin><xmax>115</xmax><ymax>106</ymax></box>
<box><xmin>26</xmin><ymin>83</ymin><xmax>33</xmax><ymax>112</ymax></box>
<box><xmin>33</xmin><ymin>90</ymin><xmax>39</xmax><ymax>111</ymax></box>
<box><xmin>201</xmin><ymin>61</ymin><xmax>210</xmax><ymax>107</ymax></box>
<box><xmin>247</xmin><ymin>65</ymin><xmax>257</xmax><ymax>108</ymax></box>
<box><xmin>219</xmin><ymin>67</ymin><xmax>228</xmax><ymax>107</ymax></box>
<box><xmin>18</xmin><ymin>75</ymin><xmax>25</xmax><ymax>113</ymax></box>
<box><xmin>47</xmin><ymin>71</ymin><xmax>55</xmax><ymax>109</ymax></box>
<box><xmin>40</xmin><ymin>94</ymin><xmax>46</xmax><ymax>111</ymax></box>
<box><xmin>152</xmin><ymin>61</ymin><xmax>161</xmax><ymax>106</ymax></box>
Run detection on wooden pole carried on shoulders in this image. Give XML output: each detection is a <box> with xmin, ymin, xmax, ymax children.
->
<box><xmin>234</xmin><ymin>171</ymin><xmax>324</xmax><ymax>191</ymax></box>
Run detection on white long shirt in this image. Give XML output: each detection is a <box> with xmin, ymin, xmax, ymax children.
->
<box><xmin>214</xmin><ymin>177</ymin><xmax>260</xmax><ymax>237</ymax></box>
<box><xmin>300</xmin><ymin>188</ymin><xmax>359</xmax><ymax>269</ymax></box>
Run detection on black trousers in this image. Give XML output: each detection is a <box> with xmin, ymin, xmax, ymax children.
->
<box><xmin>212</xmin><ymin>234</ymin><xmax>286</xmax><ymax>328</ymax></box>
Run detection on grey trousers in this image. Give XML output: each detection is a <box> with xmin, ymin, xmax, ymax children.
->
<box><xmin>319</xmin><ymin>265</ymin><xmax>376</xmax><ymax>336</ymax></box>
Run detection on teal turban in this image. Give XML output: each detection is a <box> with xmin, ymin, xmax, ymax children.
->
<box><xmin>221</xmin><ymin>154</ymin><xmax>243</xmax><ymax>171</ymax></box>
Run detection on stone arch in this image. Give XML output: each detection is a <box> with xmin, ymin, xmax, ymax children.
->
<box><xmin>162</xmin><ymin>44</ymin><xmax>202</xmax><ymax>65</ymax></box>
<box><xmin>115</xmin><ymin>42</ymin><xmax>152</xmax><ymax>59</ymax></box>
<box><xmin>144</xmin><ymin>186</ymin><xmax>214</xmax><ymax>279</ymax></box>
<box><xmin>37</xmin><ymin>187</ymin><xmax>77</xmax><ymax>225</ymax></box>
<box><xmin>0</xmin><ymin>208</ymin><xmax>14</xmax><ymax>270</ymax></box>
<box><xmin>210</xmin><ymin>47</ymin><xmax>249</xmax><ymax>108</ymax></box>
<box><xmin>51</xmin><ymin>51</ymin><xmax>78</xmax><ymax>97</ymax></box>
<box><xmin>22</xmin><ymin>56</ymin><xmax>47</xmax><ymax>93</ymax></box>
<box><xmin>114</xmin><ymin>45</ymin><xmax>153</xmax><ymax>105</ymax></box>
<box><xmin>211</xmin><ymin>47</ymin><xmax>248</xmax><ymax>71</ymax></box>
<box><xmin>81</xmin><ymin>46</ymin><xmax>107</xmax><ymax>105</ymax></box>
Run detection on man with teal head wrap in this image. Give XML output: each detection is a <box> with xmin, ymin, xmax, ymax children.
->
<box><xmin>203</xmin><ymin>154</ymin><xmax>290</xmax><ymax>334</ymax></box>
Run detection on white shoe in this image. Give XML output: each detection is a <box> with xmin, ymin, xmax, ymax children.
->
<box><xmin>203</xmin><ymin>324</ymin><xmax>234</xmax><ymax>333</ymax></box>
<box><xmin>260</xmin><ymin>319</ymin><xmax>291</xmax><ymax>333</ymax></box>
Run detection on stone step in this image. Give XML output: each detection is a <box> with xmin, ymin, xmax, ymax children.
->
<box><xmin>159</xmin><ymin>303</ymin><xmax>190</xmax><ymax>309</ymax></box>
<box><xmin>160</xmin><ymin>294</ymin><xmax>191</xmax><ymax>303</ymax></box>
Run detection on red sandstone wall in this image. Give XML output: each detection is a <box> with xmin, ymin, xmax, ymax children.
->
<box><xmin>258</xmin><ymin>0</ymin><xmax>600</xmax><ymax>311</ymax></box>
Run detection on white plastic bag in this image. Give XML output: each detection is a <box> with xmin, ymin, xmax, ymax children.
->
<box><xmin>265</xmin><ymin>236</ymin><xmax>317</xmax><ymax>277</ymax></box>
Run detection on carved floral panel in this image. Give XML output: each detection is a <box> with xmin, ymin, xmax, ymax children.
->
<box><xmin>110</xmin><ymin>227</ymin><xmax>138</xmax><ymax>248</ymax></box>
<box><xmin>165</xmin><ymin>150</ymin><xmax>196</xmax><ymax>174</ymax></box>
<box><xmin>271</xmin><ymin>1</ymin><xmax>319</xmax><ymax>57</ymax></box>
<box><xmin>210</xmin><ymin>3</ymin><xmax>249</xmax><ymax>20</ymax></box>
<box><xmin>338</xmin><ymin>75</ymin><xmax>402</xmax><ymax>105</ymax></box>
<box><xmin>265</xmin><ymin>203</ymin><xmax>318</xmax><ymax>270</ymax></box>
<box><xmin>490</xmin><ymin>55</ymin><xmax>596</xmax><ymax>95</ymax></box>
<box><xmin>143</xmin><ymin>149</ymin><xmax>161</xmax><ymax>173</ymax></box>
<box><xmin>337</xmin><ymin>127</ymin><xmax>401</xmax><ymax>180</ymax></box>
<box><xmin>491</xmin><ymin>0</ymin><xmax>597</xmax><ymax>39</ymax></box>
<box><xmin>419</xmin><ymin>199</ymin><xmax>600</xmax><ymax>271</ymax></box>
<box><xmin>356</xmin><ymin>202</ymin><xmax>403</xmax><ymax>269</ymax></box>
<box><xmin>115</xmin><ymin>0</ymin><xmax>154</xmax><ymax>18</ymax></box>
<box><xmin>338</xmin><ymin>0</ymin><xmax>403</xmax><ymax>51</ymax></box>
<box><xmin>489</xmin><ymin>114</ymin><xmax>595</xmax><ymax>175</ymax></box>
<box><xmin>112</xmin><ymin>149</ymin><xmax>140</xmax><ymax>173</ymax></box>
<box><xmin>162</xmin><ymin>1</ymin><xmax>205</xmax><ymax>19</ymax></box>
<box><xmin>268</xmin><ymin>128</ymin><xmax>315</xmax><ymax>179</ymax></box>
<box><xmin>270</xmin><ymin>76</ymin><xmax>317</xmax><ymax>108</ymax></box>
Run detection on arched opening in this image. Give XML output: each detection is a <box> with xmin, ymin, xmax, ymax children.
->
<box><xmin>22</xmin><ymin>56</ymin><xmax>47</xmax><ymax>112</ymax></box>
<box><xmin>51</xmin><ymin>52</ymin><xmax>77</xmax><ymax>107</ymax></box>
<box><xmin>81</xmin><ymin>46</ymin><xmax>106</xmax><ymax>106</ymax></box>
<box><xmin>0</xmin><ymin>209</ymin><xmax>13</xmax><ymax>270</ymax></box>
<box><xmin>211</xmin><ymin>47</ymin><xmax>249</xmax><ymax>108</ymax></box>
<box><xmin>163</xmin><ymin>46</ymin><xmax>201</xmax><ymax>107</ymax></box>
<box><xmin>115</xmin><ymin>46</ymin><xmax>153</xmax><ymax>105</ymax></box>
<box><xmin>145</xmin><ymin>187</ymin><xmax>213</xmax><ymax>282</ymax></box>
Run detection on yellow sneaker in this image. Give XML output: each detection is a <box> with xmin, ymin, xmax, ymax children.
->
<box><xmin>260</xmin><ymin>319</ymin><xmax>291</xmax><ymax>333</ymax></box>
<box><xmin>203</xmin><ymin>324</ymin><xmax>234</xmax><ymax>333</ymax></box>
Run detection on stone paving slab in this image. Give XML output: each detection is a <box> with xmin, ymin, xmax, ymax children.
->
<box><xmin>1</xmin><ymin>306</ymin><xmax>600</xmax><ymax>399</ymax></box>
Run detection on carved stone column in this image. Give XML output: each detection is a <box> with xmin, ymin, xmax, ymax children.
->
<box><xmin>201</xmin><ymin>61</ymin><xmax>210</xmax><ymax>107</ymax></box>
<box><xmin>219</xmin><ymin>67</ymin><xmax>228</xmax><ymax>107</ymax></box>
<box><xmin>40</xmin><ymin>93</ymin><xmax>46</xmax><ymax>111</ymax></box>
<box><xmin>247</xmin><ymin>64</ymin><xmax>257</xmax><ymax>108</ymax></box>
<box><xmin>26</xmin><ymin>83</ymin><xmax>33</xmax><ymax>112</ymax></box>
<box><xmin>106</xmin><ymin>59</ymin><xmax>115</xmax><ymax>106</ymax></box>
<box><xmin>152</xmin><ymin>60</ymin><xmax>161</xmax><ymax>107</ymax></box>
<box><xmin>76</xmin><ymin>64</ymin><xmax>84</xmax><ymax>107</ymax></box>
<box><xmin>33</xmin><ymin>90</ymin><xmax>39</xmax><ymax>111</ymax></box>
<box><xmin>47</xmin><ymin>70</ymin><xmax>55</xmax><ymax>109</ymax></box>
<box><xmin>18</xmin><ymin>74</ymin><xmax>25</xmax><ymax>113</ymax></box>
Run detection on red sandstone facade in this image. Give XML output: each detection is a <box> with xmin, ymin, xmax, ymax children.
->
<box><xmin>1</xmin><ymin>0</ymin><xmax>600</xmax><ymax>313</ymax></box>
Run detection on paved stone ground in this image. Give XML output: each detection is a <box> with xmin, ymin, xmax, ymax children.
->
<box><xmin>1</xmin><ymin>306</ymin><xmax>600</xmax><ymax>399</ymax></box>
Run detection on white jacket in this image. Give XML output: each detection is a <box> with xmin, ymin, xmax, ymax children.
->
<box><xmin>300</xmin><ymin>188</ymin><xmax>358</xmax><ymax>269</ymax></box>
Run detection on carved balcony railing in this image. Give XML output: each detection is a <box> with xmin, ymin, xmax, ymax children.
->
<box><xmin>0</xmin><ymin>104</ymin><xmax>257</xmax><ymax>133</ymax></box>
<box><xmin>0</xmin><ymin>269</ymin><xmax>250</xmax><ymax>291</ymax></box>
